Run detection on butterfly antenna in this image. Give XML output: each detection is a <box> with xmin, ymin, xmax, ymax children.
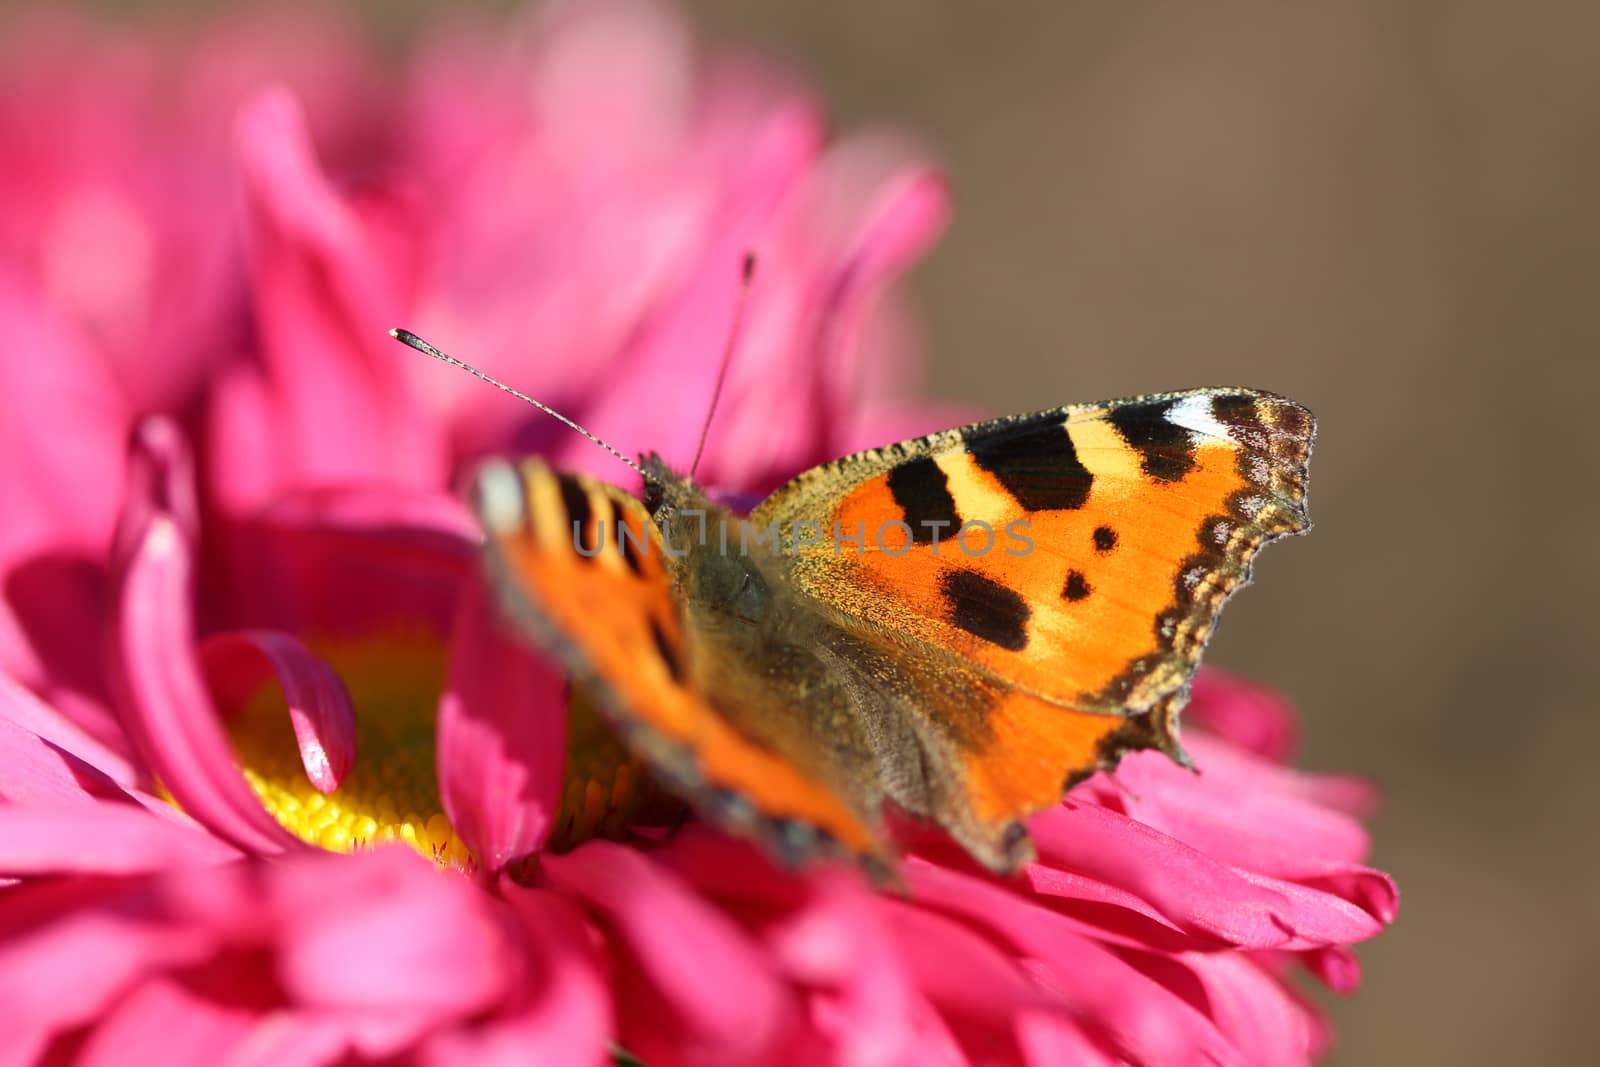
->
<box><xmin>688</xmin><ymin>252</ymin><xmax>757</xmax><ymax>480</ymax></box>
<box><xmin>389</xmin><ymin>328</ymin><xmax>655</xmax><ymax>485</ymax></box>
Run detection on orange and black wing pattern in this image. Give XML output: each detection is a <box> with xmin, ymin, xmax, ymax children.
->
<box><xmin>472</xmin><ymin>458</ymin><xmax>890</xmax><ymax>866</ymax></box>
<box><xmin>753</xmin><ymin>389</ymin><xmax>1314</xmax><ymax>840</ymax></box>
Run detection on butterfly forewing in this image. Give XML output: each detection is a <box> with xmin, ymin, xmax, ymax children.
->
<box><xmin>473</xmin><ymin>458</ymin><xmax>891</xmax><ymax>867</ymax></box>
<box><xmin>755</xmin><ymin>388</ymin><xmax>1313</xmax><ymax>736</ymax></box>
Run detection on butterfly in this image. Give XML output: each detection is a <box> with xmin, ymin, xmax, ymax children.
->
<box><xmin>394</xmin><ymin>331</ymin><xmax>1313</xmax><ymax>875</ymax></box>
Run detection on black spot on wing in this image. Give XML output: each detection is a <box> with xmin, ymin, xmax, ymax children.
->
<box><xmin>557</xmin><ymin>474</ymin><xmax>599</xmax><ymax>556</ymax></box>
<box><xmin>886</xmin><ymin>456</ymin><xmax>961</xmax><ymax>543</ymax></box>
<box><xmin>1093</xmin><ymin>526</ymin><xmax>1118</xmax><ymax>554</ymax></box>
<box><xmin>962</xmin><ymin>415</ymin><xmax>1093</xmax><ymax>511</ymax></box>
<box><xmin>617</xmin><ymin>522</ymin><xmax>645</xmax><ymax>574</ymax></box>
<box><xmin>1109</xmin><ymin>399</ymin><xmax>1198</xmax><ymax>483</ymax></box>
<box><xmin>1063</xmin><ymin>570</ymin><xmax>1092</xmax><ymax>602</ymax></box>
<box><xmin>941</xmin><ymin>569</ymin><xmax>1031</xmax><ymax>651</ymax></box>
<box><xmin>647</xmin><ymin>617</ymin><xmax>683</xmax><ymax>682</ymax></box>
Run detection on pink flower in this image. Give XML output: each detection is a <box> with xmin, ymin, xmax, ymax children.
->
<box><xmin>0</xmin><ymin>3</ymin><xmax>1397</xmax><ymax>1065</ymax></box>
<box><xmin>0</xmin><ymin>2</ymin><xmax>390</xmax><ymax>760</ymax></box>
<box><xmin>2</xmin><ymin>437</ymin><xmax>1398</xmax><ymax>1061</ymax></box>
<box><xmin>212</xmin><ymin>0</ymin><xmax>954</xmax><ymax>519</ymax></box>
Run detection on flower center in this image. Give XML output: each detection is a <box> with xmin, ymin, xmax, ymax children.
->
<box><xmin>226</xmin><ymin>632</ymin><xmax>681</xmax><ymax>871</ymax></box>
<box><xmin>228</xmin><ymin>632</ymin><xmax>475</xmax><ymax>871</ymax></box>
<box><xmin>547</xmin><ymin>683</ymin><xmax>683</xmax><ymax>851</ymax></box>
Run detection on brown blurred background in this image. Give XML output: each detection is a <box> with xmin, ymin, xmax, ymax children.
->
<box><xmin>700</xmin><ymin>3</ymin><xmax>1600</xmax><ymax>1062</ymax></box>
<box><xmin>86</xmin><ymin>0</ymin><xmax>1600</xmax><ymax>1061</ymax></box>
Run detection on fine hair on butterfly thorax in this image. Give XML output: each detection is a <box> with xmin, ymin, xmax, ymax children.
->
<box><xmin>389</xmin><ymin>264</ymin><xmax>1318</xmax><ymax>878</ymax></box>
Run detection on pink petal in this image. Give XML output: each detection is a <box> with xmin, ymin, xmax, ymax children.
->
<box><xmin>1184</xmin><ymin>668</ymin><xmax>1302</xmax><ymax>761</ymax></box>
<box><xmin>0</xmin><ymin>677</ymin><xmax>237</xmax><ymax>845</ymax></box>
<box><xmin>112</xmin><ymin>414</ymin><xmax>199</xmax><ymax>560</ymax></box>
<box><xmin>907</xmin><ymin>861</ymin><xmax>1239</xmax><ymax>1067</ymax></box>
<box><xmin>211</xmin><ymin>1016</ymin><xmax>353</xmax><ymax>1067</ymax></box>
<box><xmin>74</xmin><ymin>973</ymin><xmax>260</xmax><ymax>1067</ymax></box>
<box><xmin>199</xmin><ymin>630</ymin><xmax>356</xmax><ymax>793</ymax></box>
<box><xmin>0</xmin><ymin>876</ymin><xmax>220</xmax><ymax>1054</ymax></box>
<box><xmin>1181</xmin><ymin>730</ymin><xmax>1382</xmax><ymax>826</ymax></box>
<box><xmin>215</xmin><ymin>485</ymin><xmax>476</xmax><ymax>641</ymax></box>
<box><xmin>815</xmin><ymin>151</ymin><xmax>951</xmax><ymax>397</ymax></box>
<box><xmin>0</xmin><ymin>669</ymin><xmax>136</xmax><ymax>788</ymax></box>
<box><xmin>532</xmin><ymin>0</ymin><xmax>694</xmax><ymax>171</ymax></box>
<box><xmin>109</xmin><ymin>420</ymin><xmax>304</xmax><ymax>856</ymax></box>
<box><xmin>1015</xmin><ymin>1011</ymin><xmax>1123</xmax><ymax>1067</ymax></box>
<box><xmin>0</xmin><ymin>273</ymin><xmax>128</xmax><ymax>559</ymax></box>
<box><xmin>0</xmin><ymin>804</ymin><xmax>236</xmax><ymax>876</ymax></box>
<box><xmin>0</xmin><ymin>275</ymin><xmax>129</xmax><ymax>751</ymax></box>
<box><xmin>437</xmin><ymin>571</ymin><xmax>567</xmax><ymax>870</ymax></box>
<box><xmin>763</xmin><ymin>879</ymin><xmax>926</xmax><ymax>1067</ymax></box>
<box><xmin>0</xmin><ymin>688</ymin><xmax>126</xmax><ymax>807</ymax></box>
<box><xmin>877</xmin><ymin>896</ymin><xmax>1059</xmax><ymax>1028</ymax></box>
<box><xmin>542</xmin><ymin>841</ymin><xmax>788</xmax><ymax>1062</ymax></box>
<box><xmin>1104</xmin><ymin>743</ymin><xmax>1375</xmax><ymax>877</ymax></box>
<box><xmin>272</xmin><ymin>847</ymin><xmax>511</xmax><ymax>1019</ymax></box>
<box><xmin>233</xmin><ymin>87</ymin><xmax>442</xmax><ymax>503</ymax></box>
<box><xmin>1031</xmin><ymin>802</ymin><xmax>1384</xmax><ymax>949</ymax></box>
<box><xmin>1156</xmin><ymin>951</ymin><xmax>1327</xmax><ymax>1067</ymax></box>
<box><xmin>201</xmin><ymin>362</ymin><xmax>283</xmax><ymax>519</ymax></box>
<box><xmin>1299</xmin><ymin>944</ymin><xmax>1364</xmax><ymax>994</ymax></box>
<box><xmin>556</xmin><ymin>101</ymin><xmax>825</xmax><ymax>482</ymax></box>
<box><xmin>421</xmin><ymin>886</ymin><xmax>612</xmax><ymax>1067</ymax></box>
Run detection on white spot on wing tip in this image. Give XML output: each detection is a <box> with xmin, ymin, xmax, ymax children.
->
<box><xmin>1168</xmin><ymin>394</ymin><xmax>1235</xmax><ymax>442</ymax></box>
<box><xmin>475</xmin><ymin>462</ymin><xmax>526</xmax><ymax>532</ymax></box>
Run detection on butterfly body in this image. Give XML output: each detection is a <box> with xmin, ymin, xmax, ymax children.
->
<box><xmin>474</xmin><ymin>388</ymin><xmax>1314</xmax><ymax>875</ymax></box>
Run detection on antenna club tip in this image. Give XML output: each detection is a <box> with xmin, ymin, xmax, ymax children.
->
<box><xmin>740</xmin><ymin>251</ymin><xmax>756</xmax><ymax>280</ymax></box>
<box><xmin>390</xmin><ymin>328</ymin><xmax>430</xmax><ymax>352</ymax></box>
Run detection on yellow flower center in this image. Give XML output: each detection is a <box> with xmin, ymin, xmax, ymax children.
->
<box><xmin>228</xmin><ymin>632</ymin><xmax>475</xmax><ymax>871</ymax></box>
<box><xmin>224</xmin><ymin>630</ymin><xmax>680</xmax><ymax>871</ymax></box>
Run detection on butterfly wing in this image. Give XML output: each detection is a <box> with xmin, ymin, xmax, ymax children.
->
<box><xmin>751</xmin><ymin>388</ymin><xmax>1314</xmax><ymax>847</ymax></box>
<box><xmin>472</xmin><ymin>458</ymin><xmax>891</xmax><ymax>868</ymax></box>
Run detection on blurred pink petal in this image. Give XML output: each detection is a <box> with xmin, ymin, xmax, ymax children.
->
<box><xmin>0</xmin><ymin>671</ymin><xmax>136</xmax><ymax>793</ymax></box>
<box><xmin>421</xmin><ymin>886</ymin><xmax>612</xmax><ymax>1067</ymax></box>
<box><xmin>876</xmin><ymin>898</ymin><xmax>1058</xmax><ymax>1055</ymax></box>
<box><xmin>216</xmin><ymin>485</ymin><xmax>475</xmax><ymax>640</ymax></box>
<box><xmin>109</xmin><ymin>419</ymin><xmax>303</xmax><ymax>856</ymax></box>
<box><xmin>544</xmin><ymin>841</ymin><xmax>789</xmax><ymax>1063</ymax></box>
<box><xmin>74</xmin><ymin>972</ymin><xmax>263</xmax><ymax>1067</ymax></box>
<box><xmin>1016</xmin><ymin>1011</ymin><xmax>1123</xmax><ymax>1067</ymax></box>
<box><xmin>765</xmin><ymin>879</ymin><xmax>927</xmax><ymax>1067</ymax></box>
<box><xmin>438</xmin><ymin>572</ymin><xmax>568</xmax><ymax>871</ymax></box>
<box><xmin>1169</xmin><ymin>951</ymin><xmax>1329</xmax><ymax>1066</ymax></box>
<box><xmin>225</xmin><ymin>88</ymin><xmax>440</xmax><ymax>511</ymax></box>
<box><xmin>0</xmin><ymin>274</ymin><xmax>129</xmax><ymax>749</ymax></box>
<box><xmin>199</xmin><ymin>630</ymin><xmax>356</xmax><ymax>793</ymax></box>
<box><xmin>1185</xmin><ymin>668</ymin><xmax>1302</xmax><ymax>761</ymax></box>
<box><xmin>1299</xmin><ymin>944</ymin><xmax>1364</xmax><ymax>995</ymax></box>
<box><xmin>0</xmin><ymin>876</ymin><xmax>220</xmax><ymax>1055</ymax></box>
<box><xmin>0</xmin><ymin>805</ymin><xmax>236</xmax><ymax>877</ymax></box>
<box><xmin>272</xmin><ymin>848</ymin><xmax>510</xmax><ymax>1017</ymax></box>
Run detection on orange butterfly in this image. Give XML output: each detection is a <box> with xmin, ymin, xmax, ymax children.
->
<box><xmin>393</xmin><ymin>328</ymin><xmax>1312</xmax><ymax>876</ymax></box>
